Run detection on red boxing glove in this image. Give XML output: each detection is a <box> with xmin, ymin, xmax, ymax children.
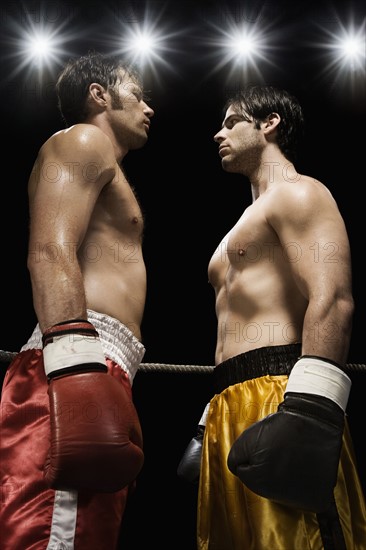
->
<box><xmin>42</xmin><ymin>319</ymin><xmax>144</xmax><ymax>493</ymax></box>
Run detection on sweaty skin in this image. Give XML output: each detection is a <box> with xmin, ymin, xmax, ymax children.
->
<box><xmin>209</xmin><ymin>106</ymin><xmax>353</xmax><ymax>367</ymax></box>
<box><xmin>27</xmin><ymin>74</ymin><xmax>154</xmax><ymax>340</ymax></box>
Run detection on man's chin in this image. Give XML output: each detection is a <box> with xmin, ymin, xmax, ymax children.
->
<box><xmin>221</xmin><ymin>158</ymin><xmax>234</xmax><ymax>172</ymax></box>
<box><xmin>131</xmin><ymin>136</ymin><xmax>148</xmax><ymax>150</ymax></box>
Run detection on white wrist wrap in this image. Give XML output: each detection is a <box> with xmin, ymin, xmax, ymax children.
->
<box><xmin>43</xmin><ymin>333</ymin><xmax>106</xmax><ymax>377</ymax></box>
<box><xmin>285</xmin><ymin>357</ymin><xmax>351</xmax><ymax>412</ymax></box>
<box><xmin>198</xmin><ymin>403</ymin><xmax>210</xmax><ymax>427</ymax></box>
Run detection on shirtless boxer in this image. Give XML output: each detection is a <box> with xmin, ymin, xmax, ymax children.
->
<box><xmin>0</xmin><ymin>50</ymin><xmax>154</xmax><ymax>549</ymax></box>
<box><xmin>178</xmin><ymin>85</ymin><xmax>366</xmax><ymax>549</ymax></box>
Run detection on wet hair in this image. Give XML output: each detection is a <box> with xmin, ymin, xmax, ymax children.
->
<box><xmin>55</xmin><ymin>50</ymin><xmax>142</xmax><ymax>126</ymax></box>
<box><xmin>225</xmin><ymin>85</ymin><xmax>305</xmax><ymax>162</ymax></box>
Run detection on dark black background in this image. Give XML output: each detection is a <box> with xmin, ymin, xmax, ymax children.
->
<box><xmin>0</xmin><ymin>1</ymin><xmax>365</xmax><ymax>548</ymax></box>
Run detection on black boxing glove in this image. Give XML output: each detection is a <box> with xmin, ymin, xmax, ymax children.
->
<box><xmin>42</xmin><ymin>319</ymin><xmax>144</xmax><ymax>492</ymax></box>
<box><xmin>177</xmin><ymin>403</ymin><xmax>210</xmax><ymax>484</ymax></box>
<box><xmin>227</xmin><ymin>356</ymin><xmax>351</xmax><ymax>513</ymax></box>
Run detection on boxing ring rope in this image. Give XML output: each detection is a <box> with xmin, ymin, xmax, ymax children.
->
<box><xmin>1</xmin><ymin>349</ymin><xmax>365</xmax><ymax>373</ymax></box>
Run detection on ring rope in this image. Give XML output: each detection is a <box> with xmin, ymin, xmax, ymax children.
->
<box><xmin>0</xmin><ymin>349</ymin><xmax>365</xmax><ymax>373</ymax></box>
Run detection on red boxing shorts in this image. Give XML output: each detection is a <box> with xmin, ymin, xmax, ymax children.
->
<box><xmin>0</xmin><ymin>310</ymin><xmax>145</xmax><ymax>550</ymax></box>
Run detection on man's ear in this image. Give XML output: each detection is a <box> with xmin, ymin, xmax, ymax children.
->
<box><xmin>263</xmin><ymin>112</ymin><xmax>280</xmax><ymax>135</ymax></box>
<box><xmin>89</xmin><ymin>83</ymin><xmax>108</xmax><ymax>107</ymax></box>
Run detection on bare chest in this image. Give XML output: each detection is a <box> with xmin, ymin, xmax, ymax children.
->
<box><xmin>93</xmin><ymin>168</ymin><xmax>144</xmax><ymax>239</ymax></box>
<box><xmin>208</xmin><ymin>204</ymin><xmax>279</xmax><ymax>286</ymax></box>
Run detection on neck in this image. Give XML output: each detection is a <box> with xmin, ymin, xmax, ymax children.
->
<box><xmin>249</xmin><ymin>152</ymin><xmax>296</xmax><ymax>200</ymax></box>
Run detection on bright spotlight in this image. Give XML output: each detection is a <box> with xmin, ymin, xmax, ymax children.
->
<box><xmin>130</xmin><ymin>32</ymin><xmax>156</xmax><ymax>54</ymax></box>
<box><xmin>2</xmin><ymin>8</ymin><xmax>78</xmax><ymax>82</ymax></box>
<box><xmin>335</xmin><ymin>33</ymin><xmax>365</xmax><ymax>68</ymax></box>
<box><xmin>111</xmin><ymin>6</ymin><xmax>182</xmax><ymax>77</ymax></box>
<box><xmin>122</xmin><ymin>28</ymin><xmax>162</xmax><ymax>63</ymax></box>
<box><xmin>314</xmin><ymin>17</ymin><xmax>365</xmax><ymax>77</ymax></box>
<box><xmin>228</xmin><ymin>31</ymin><xmax>262</xmax><ymax>61</ymax></box>
<box><xmin>24</xmin><ymin>32</ymin><xmax>60</xmax><ymax>64</ymax></box>
<box><xmin>196</xmin><ymin>12</ymin><xmax>279</xmax><ymax>85</ymax></box>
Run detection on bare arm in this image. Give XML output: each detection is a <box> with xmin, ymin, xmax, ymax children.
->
<box><xmin>27</xmin><ymin>125</ymin><xmax>116</xmax><ymax>332</ymax></box>
<box><xmin>269</xmin><ymin>179</ymin><xmax>354</xmax><ymax>366</ymax></box>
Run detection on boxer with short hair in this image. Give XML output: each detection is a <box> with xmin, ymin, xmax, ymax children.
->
<box><xmin>0</xmin><ymin>51</ymin><xmax>154</xmax><ymax>549</ymax></box>
<box><xmin>178</xmin><ymin>85</ymin><xmax>366</xmax><ymax>549</ymax></box>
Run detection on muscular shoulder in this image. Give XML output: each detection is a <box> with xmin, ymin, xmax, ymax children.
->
<box><xmin>29</xmin><ymin>124</ymin><xmax>117</xmax><ymax>199</ymax></box>
<box><xmin>267</xmin><ymin>175</ymin><xmax>339</xmax><ymax>226</ymax></box>
<box><xmin>38</xmin><ymin>124</ymin><xmax>116</xmax><ymax>174</ymax></box>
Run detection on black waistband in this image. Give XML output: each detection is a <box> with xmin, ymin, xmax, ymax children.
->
<box><xmin>214</xmin><ymin>343</ymin><xmax>302</xmax><ymax>394</ymax></box>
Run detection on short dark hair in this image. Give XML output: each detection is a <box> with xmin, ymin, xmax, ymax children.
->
<box><xmin>55</xmin><ymin>50</ymin><xmax>142</xmax><ymax>126</ymax></box>
<box><xmin>225</xmin><ymin>85</ymin><xmax>305</xmax><ymax>162</ymax></box>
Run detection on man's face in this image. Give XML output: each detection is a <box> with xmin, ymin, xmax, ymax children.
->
<box><xmin>108</xmin><ymin>73</ymin><xmax>154</xmax><ymax>150</ymax></box>
<box><xmin>214</xmin><ymin>105</ymin><xmax>261</xmax><ymax>174</ymax></box>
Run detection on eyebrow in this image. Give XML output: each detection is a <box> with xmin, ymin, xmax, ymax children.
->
<box><xmin>222</xmin><ymin>113</ymin><xmax>245</xmax><ymax>128</ymax></box>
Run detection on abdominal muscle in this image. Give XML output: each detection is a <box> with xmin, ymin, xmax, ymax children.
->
<box><xmin>215</xmin><ymin>308</ymin><xmax>303</xmax><ymax>365</ymax></box>
<box><xmin>213</xmin><ymin>274</ymin><xmax>306</xmax><ymax>365</ymax></box>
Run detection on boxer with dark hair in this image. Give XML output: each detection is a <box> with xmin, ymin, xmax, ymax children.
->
<box><xmin>179</xmin><ymin>85</ymin><xmax>366</xmax><ymax>549</ymax></box>
<box><xmin>0</xmin><ymin>51</ymin><xmax>154</xmax><ymax>549</ymax></box>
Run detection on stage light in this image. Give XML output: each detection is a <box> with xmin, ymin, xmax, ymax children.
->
<box><xmin>194</xmin><ymin>12</ymin><xmax>279</xmax><ymax>86</ymax></box>
<box><xmin>311</xmin><ymin>16</ymin><xmax>365</xmax><ymax>84</ymax></box>
<box><xmin>22</xmin><ymin>31</ymin><xmax>62</xmax><ymax>66</ymax></box>
<box><xmin>1</xmin><ymin>9</ymin><xmax>77</xmax><ymax>83</ymax></box>
<box><xmin>119</xmin><ymin>27</ymin><xmax>164</xmax><ymax>65</ymax></box>
<box><xmin>334</xmin><ymin>31</ymin><xmax>365</xmax><ymax>70</ymax></box>
<box><xmin>225</xmin><ymin>29</ymin><xmax>264</xmax><ymax>63</ymax></box>
<box><xmin>107</xmin><ymin>4</ymin><xmax>183</xmax><ymax>79</ymax></box>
